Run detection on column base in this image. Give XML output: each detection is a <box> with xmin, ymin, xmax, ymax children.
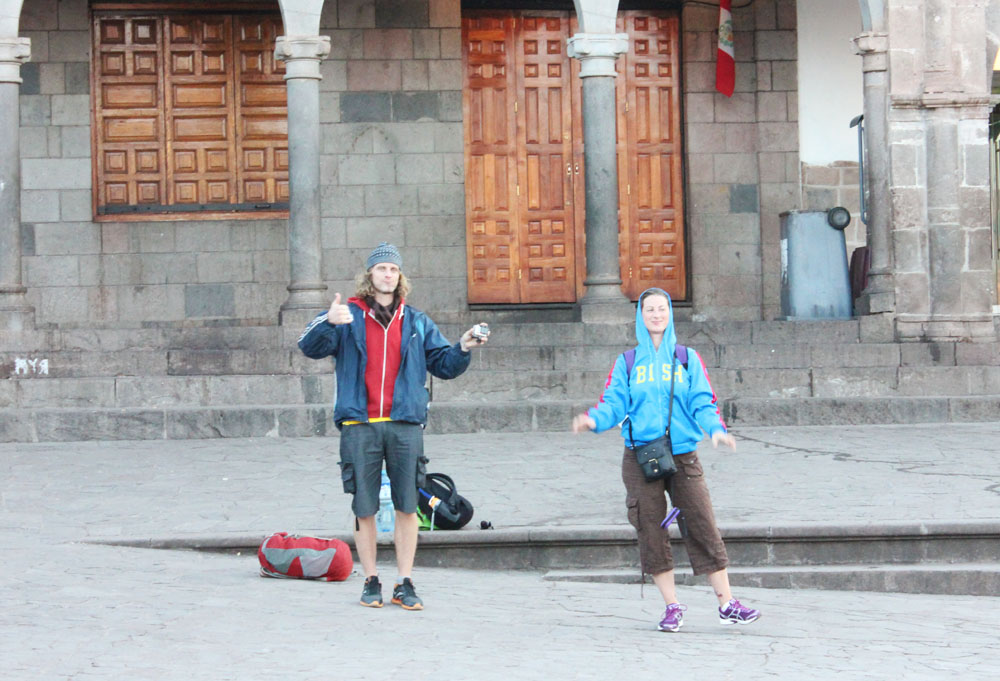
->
<box><xmin>580</xmin><ymin>284</ymin><xmax>633</xmax><ymax>324</ymax></box>
<box><xmin>854</xmin><ymin>270</ymin><xmax>895</xmax><ymax>315</ymax></box>
<box><xmin>279</xmin><ymin>283</ymin><xmax>329</xmax><ymax>325</ymax></box>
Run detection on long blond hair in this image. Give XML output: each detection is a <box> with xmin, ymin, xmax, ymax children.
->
<box><xmin>355</xmin><ymin>270</ymin><xmax>411</xmax><ymax>301</ymax></box>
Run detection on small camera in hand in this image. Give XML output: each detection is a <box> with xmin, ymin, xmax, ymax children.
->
<box><xmin>472</xmin><ymin>323</ymin><xmax>490</xmax><ymax>341</ymax></box>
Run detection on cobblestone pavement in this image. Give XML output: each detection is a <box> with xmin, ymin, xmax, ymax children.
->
<box><xmin>2</xmin><ymin>424</ymin><xmax>999</xmax><ymax>679</ymax></box>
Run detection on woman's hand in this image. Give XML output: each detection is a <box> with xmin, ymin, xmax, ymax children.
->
<box><xmin>711</xmin><ymin>431</ymin><xmax>736</xmax><ymax>450</ymax></box>
<box><xmin>572</xmin><ymin>413</ymin><xmax>596</xmax><ymax>433</ymax></box>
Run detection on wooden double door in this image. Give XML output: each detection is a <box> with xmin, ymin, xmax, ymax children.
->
<box><xmin>463</xmin><ymin>10</ymin><xmax>686</xmax><ymax>304</ymax></box>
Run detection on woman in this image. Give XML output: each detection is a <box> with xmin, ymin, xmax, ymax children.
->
<box><xmin>572</xmin><ymin>287</ymin><xmax>760</xmax><ymax>632</ymax></box>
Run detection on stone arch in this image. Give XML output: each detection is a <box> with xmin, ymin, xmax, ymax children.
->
<box><xmin>572</xmin><ymin>0</ymin><xmax>620</xmax><ymax>34</ymax></box>
<box><xmin>989</xmin><ymin>4</ymin><xmax>1000</xmax><ymax>92</ymax></box>
<box><xmin>857</xmin><ymin>0</ymin><xmax>885</xmax><ymax>32</ymax></box>
<box><xmin>276</xmin><ymin>0</ymin><xmax>324</xmax><ymax>36</ymax></box>
<box><xmin>1</xmin><ymin>0</ymin><xmax>24</xmax><ymax>38</ymax></box>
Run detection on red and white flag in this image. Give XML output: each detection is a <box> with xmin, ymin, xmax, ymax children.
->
<box><xmin>716</xmin><ymin>0</ymin><xmax>735</xmax><ymax>97</ymax></box>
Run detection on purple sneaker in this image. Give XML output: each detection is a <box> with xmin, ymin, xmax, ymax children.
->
<box><xmin>657</xmin><ymin>603</ymin><xmax>687</xmax><ymax>632</ymax></box>
<box><xmin>719</xmin><ymin>598</ymin><xmax>760</xmax><ymax>625</ymax></box>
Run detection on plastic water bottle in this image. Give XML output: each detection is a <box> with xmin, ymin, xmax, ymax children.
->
<box><xmin>377</xmin><ymin>470</ymin><xmax>394</xmax><ymax>533</ymax></box>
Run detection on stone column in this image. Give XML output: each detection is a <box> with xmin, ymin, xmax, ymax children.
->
<box><xmin>853</xmin><ymin>32</ymin><xmax>895</xmax><ymax>318</ymax></box>
<box><xmin>567</xmin><ymin>32</ymin><xmax>632</xmax><ymax>323</ymax></box>
<box><xmin>275</xmin><ymin>36</ymin><xmax>331</xmax><ymax>320</ymax></box>
<box><xmin>0</xmin><ymin>37</ymin><xmax>33</xmax><ymax>332</ymax></box>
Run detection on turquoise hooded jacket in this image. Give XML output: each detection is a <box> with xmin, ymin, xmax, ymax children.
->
<box><xmin>587</xmin><ymin>288</ymin><xmax>727</xmax><ymax>455</ymax></box>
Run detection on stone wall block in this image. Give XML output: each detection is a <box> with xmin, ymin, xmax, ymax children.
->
<box><xmin>364</xmin><ymin>185</ymin><xmax>419</xmax><ymax>216</ymax></box>
<box><xmin>319</xmin><ymin>60</ymin><xmax>348</xmax><ymax>91</ymax></box>
<box><xmin>401</xmin><ymin>61</ymin><xmax>430</xmax><ymax>90</ymax></box>
<box><xmin>688</xmin><ymin>184</ymin><xmax>731</xmax><ymax>215</ymax></box>
<box><xmin>196</xmin><ymin>253</ymin><xmax>253</xmax><ymax>283</ymax></box>
<box><xmin>962</xmin><ymin>142</ymin><xmax>989</xmax><ymax>188</ymax></box>
<box><xmin>175</xmin><ymin>222</ymin><xmax>231</xmax><ymax>252</ymax></box>
<box><xmin>965</xmin><ymin>227</ymin><xmax>993</xmax><ymax>272</ymax></box>
<box><xmin>775</xmin><ymin>0</ymin><xmax>797</xmax><ymax>30</ymax></box>
<box><xmin>19</xmin><ymin>95</ymin><xmax>50</xmax><ymax>126</ymax></box>
<box><xmin>714</xmin><ymin>93</ymin><xmax>756</xmax><ymax>123</ymax></box>
<box><xmin>60</xmin><ymin>126</ymin><xmax>91</xmax><ymax>158</ymax></box>
<box><xmin>810</xmin><ymin>344</ymin><xmax>900</xmax><ymax>368</ymax></box>
<box><xmin>321</xmin><ymin>186</ymin><xmax>366</xmax><ymax>216</ymax></box>
<box><xmin>363</xmin><ymin>28</ymin><xmax>413</xmax><ymax>59</ymax></box>
<box><xmin>49</xmin><ymin>31</ymin><xmax>90</xmax><ymax>62</ymax></box>
<box><xmin>396</xmin><ymin>153</ymin><xmax>443</xmax><ymax>184</ymax></box>
<box><xmin>39</xmin><ymin>63</ymin><xmax>65</xmax><ymax>94</ymax></box>
<box><xmin>892</xmin><ymin>228</ymin><xmax>927</xmax><ymax>273</ymax></box>
<box><xmin>205</xmin><ymin>375</ymin><xmax>305</xmax><ymax>405</ymax></box>
<box><xmin>340</xmin><ymin>0</ymin><xmax>376</xmax><ymax>28</ymax></box>
<box><xmin>429</xmin><ymin>0</ymin><xmax>460</xmax><ymax>28</ymax></box>
<box><xmin>440</xmin><ymin>28</ymin><xmax>461</xmax><ymax>58</ymax></box>
<box><xmin>685</xmin><ymin>93</ymin><xmax>715</xmax><ymax>123</ymax></box>
<box><xmin>338</xmin><ymin>154</ymin><xmax>396</xmax><ymax>185</ymax></box>
<box><xmin>417</xmin><ymin>183</ymin><xmax>463</xmax><ymax>215</ymax></box>
<box><xmin>758</xmin><ymin>182</ymin><xmax>798</xmax><ymax>212</ymax></box>
<box><xmin>894</xmin><ymin>272</ymin><xmax>930</xmax><ymax>314</ymax></box>
<box><xmin>347</xmin><ymin>61</ymin><xmax>401</xmax><ymax>90</ymax></box>
<box><xmin>185</xmin><ymin>284</ymin><xmax>236</xmax><ymax>318</ymax></box>
<box><xmin>137</xmin><ymin>253</ymin><xmax>197</xmax><ymax>285</ymax></box>
<box><xmin>413</xmin><ymin>29</ymin><xmax>441</xmax><ymax>59</ymax></box>
<box><xmin>38</xmin><ymin>285</ymin><xmax>89</xmax><ymax>323</ymax></box>
<box><xmin>21</xmin><ymin>190</ymin><xmax>61</xmax><ymax>223</ymax></box>
<box><xmin>404</xmin><ymin>215</ymin><xmax>464</xmax><ymax>247</ymax></box>
<box><xmin>33</xmin><ymin>223</ymin><xmax>100</xmax><ymax>256</ymax></box>
<box><xmin>345</xmin><ymin>217</ymin><xmax>406</xmax><ymax>247</ymax></box>
<box><xmin>714</xmin><ymin>154</ymin><xmax>759</xmax><ymax>184</ymax></box>
<box><xmin>682</xmin><ymin>61</ymin><xmax>716</xmax><ymax>93</ymax></box>
<box><xmin>757</xmin><ymin>122</ymin><xmax>798</xmax><ymax>152</ymax></box>
<box><xmin>718</xmin><ymin>244</ymin><xmax>762</xmax><ymax>275</ymax></box>
<box><xmin>428</xmin><ymin>59</ymin><xmax>461</xmax><ymax>90</ymax></box>
<box><xmin>684</xmin><ymin>123</ymin><xmax>728</xmax><ymax>154</ymax></box>
<box><xmin>22</xmin><ymin>158</ymin><xmax>92</xmax><ymax>190</ymax></box>
<box><xmin>897</xmin><ymin>367</ymin><xmax>971</xmax><ymax>397</ymax></box>
<box><xmin>25</xmin><ymin>255</ymin><xmax>80</xmax><ymax>286</ymax></box>
<box><xmin>725</xmin><ymin>123</ymin><xmax>758</xmax><ymax>152</ymax></box>
<box><xmin>756</xmin><ymin>31</ymin><xmax>796</xmax><ymax>60</ymax></box>
<box><xmin>890</xmin><ymin>187</ymin><xmax>926</xmax><ymax>230</ymax></box>
<box><xmin>59</xmin><ymin>190</ymin><xmax>92</xmax><ymax>221</ymax></box>
<box><xmin>376</xmin><ymin>0</ymin><xmax>429</xmax><ymax>28</ymax></box>
<box><xmin>320</xmin><ymin>217</ymin><xmax>348</xmax><ymax>248</ymax></box>
<box><xmin>770</xmin><ymin>61</ymin><xmax>797</xmax><ymax>91</ymax></box>
<box><xmin>756</xmin><ymin>91</ymin><xmax>787</xmax><ymax>122</ymax></box>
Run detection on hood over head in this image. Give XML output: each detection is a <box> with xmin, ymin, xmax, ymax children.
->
<box><xmin>635</xmin><ymin>287</ymin><xmax>676</xmax><ymax>358</ymax></box>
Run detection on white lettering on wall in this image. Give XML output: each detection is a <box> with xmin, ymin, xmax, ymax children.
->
<box><xmin>13</xmin><ymin>358</ymin><xmax>50</xmax><ymax>376</ymax></box>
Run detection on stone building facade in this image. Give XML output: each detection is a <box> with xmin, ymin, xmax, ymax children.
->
<box><xmin>0</xmin><ymin>0</ymin><xmax>997</xmax><ymax>341</ymax></box>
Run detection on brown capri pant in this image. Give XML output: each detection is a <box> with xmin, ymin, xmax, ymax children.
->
<box><xmin>621</xmin><ymin>448</ymin><xmax>729</xmax><ymax>576</ymax></box>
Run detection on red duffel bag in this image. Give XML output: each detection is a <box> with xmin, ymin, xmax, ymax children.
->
<box><xmin>258</xmin><ymin>532</ymin><xmax>353</xmax><ymax>582</ymax></box>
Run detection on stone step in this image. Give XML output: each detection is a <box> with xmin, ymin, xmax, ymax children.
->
<box><xmin>542</xmin><ymin>564</ymin><xmax>1000</xmax><ymax>597</ymax></box>
<box><xmin>91</xmin><ymin>520</ymin><xmax>1000</xmax><ymax>596</ymax></box>
<box><xmin>0</xmin><ymin>374</ymin><xmax>335</xmax><ymax>409</ymax></box>
<box><xmin>4</xmin><ymin>395</ymin><xmax>1000</xmax><ymax>442</ymax></box>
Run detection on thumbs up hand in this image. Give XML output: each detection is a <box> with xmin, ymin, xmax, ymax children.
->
<box><xmin>328</xmin><ymin>293</ymin><xmax>354</xmax><ymax>325</ymax></box>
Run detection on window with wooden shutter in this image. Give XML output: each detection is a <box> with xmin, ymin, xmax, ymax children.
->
<box><xmin>91</xmin><ymin>5</ymin><xmax>287</xmax><ymax>220</ymax></box>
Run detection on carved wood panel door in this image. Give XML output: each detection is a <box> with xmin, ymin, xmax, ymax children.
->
<box><xmin>617</xmin><ymin>12</ymin><xmax>686</xmax><ymax>301</ymax></box>
<box><xmin>462</xmin><ymin>10</ymin><xmax>685</xmax><ymax>304</ymax></box>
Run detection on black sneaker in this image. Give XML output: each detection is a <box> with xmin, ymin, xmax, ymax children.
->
<box><xmin>360</xmin><ymin>575</ymin><xmax>383</xmax><ymax>608</ymax></box>
<box><xmin>391</xmin><ymin>578</ymin><xmax>424</xmax><ymax>610</ymax></box>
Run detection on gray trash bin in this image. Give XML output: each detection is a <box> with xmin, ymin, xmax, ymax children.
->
<box><xmin>779</xmin><ymin>210</ymin><xmax>852</xmax><ymax>320</ymax></box>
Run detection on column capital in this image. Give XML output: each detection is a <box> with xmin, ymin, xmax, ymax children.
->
<box><xmin>854</xmin><ymin>31</ymin><xmax>888</xmax><ymax>72</ymax></box>
<box><xmin>274</xmin><ymin>35</ymin><xmax>331</xmax><ymax>80</ymax></box>
<box><xmin>0</xmin><ymin>37</ymin><xmax>31</xmax><ymax>84</ymax></box>
<box><xmin>567</xmin><ymin>33</ymin><xmax>628</xmax><ymax>78</ymax></box>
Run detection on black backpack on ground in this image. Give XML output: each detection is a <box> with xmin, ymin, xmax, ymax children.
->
<box><xmin>416</xmin><ymin>473</ymin><xmax>474</xmax><ymax>530</ymax></box>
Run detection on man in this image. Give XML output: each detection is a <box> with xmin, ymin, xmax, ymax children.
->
<box><xmin>298</xmin><ymin>242</ymin><xmax>487</xmax><ymax>610</ymax></box>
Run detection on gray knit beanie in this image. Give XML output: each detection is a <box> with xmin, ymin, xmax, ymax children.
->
<box><xmin>366</xmin><ymin>242</ymin><xmax>403</xmax><ymax>270</ymax></box>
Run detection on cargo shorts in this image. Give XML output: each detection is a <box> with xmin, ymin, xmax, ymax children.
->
<box><xmin>621</xmin><ymin>448</ymin><xmax>729</xmax><ymax>576</ymax></box>
<box><xmin>338</xmin><ymin>421</ymin><xmax>426</xmax><ymax>518</ymax></box>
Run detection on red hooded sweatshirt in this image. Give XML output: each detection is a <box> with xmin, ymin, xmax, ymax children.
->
<box><xmin>349</xmin><ymin>296</ymin><xmax>404</xmax><ymax>420</ymax></box>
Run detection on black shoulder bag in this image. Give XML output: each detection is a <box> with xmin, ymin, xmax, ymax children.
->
<box><xmin>625</xmin><ymin>351</ymin><xmax>678</xmax><ymax>482</ymax></box>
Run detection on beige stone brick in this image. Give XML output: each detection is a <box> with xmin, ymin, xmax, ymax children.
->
<box><xmin>686</xmin><ymin>153</ymin><xmax>715</xmax><ymax>184</ymax></box>
<box><xmin>775</xmin><ymin>0</ymin><xmax>797</xmax><ymax>30</ymax></box>
<box><xmin>681</xmin><ymin>5</ymin><xmax>717</xmax><ymax>32</ymax></box>
<box><xmin>340</xmin><ymin>0</ymin><xmax>376</xmax><ymax>28</ymax></box>
<box><xmin>770</xmin><ymin>61</ymin><xmax>797</xmax><ymax>91</ymax></box>
<box><xmin>681</xmin><ymin>30</ymin><xmax>714</xmax><ymax>62</ymax></box>
<box><xmin>401</xmin><ymin>61</ymin><xmax>429</xmax><ymax>90</ymax></box>
<box><xmin>413</xmin><ymin>29</ymin><xmax>441</xmax><ymax>59</ymax></box>
<box><xmin>715</xmin><ymin>92</ymin><xmax>756</xmax><ymax>123</ymax></box>
<box><xmin>364</xmin><ymin>29</ymin><xmax>413</xmax><ymax>59</ymax></box>
<box><xmin>757</xmin><ymin>122</ymin><xmax>797</xmax><ymax>152</ymax></box>
<box><xmin>440</xmin><ymin>29</ymin><xmax>462</xmax><ymax>58</ymax></box>
<box><xmin>756</xmin><ymin>62</ymin><xmax>772</xmax><ymax>91</ymax></box>
<box><xmin>428</xmin><ymin>59</ymin><xmax>462</xmax><ymax>90</ymax></box>
<box><xmin>756</xmin><ymin>31</ymin><xmax>796</xmax><ymax>61</ymax></box>
<box><xmin>319</xmin><ymin>60</ymin><xmax>348</xmax><ymax>91</ymax></box>
<box><xmin>429</xmin><ymin>0</ymin><xmax>460</xmax><ymax>28</ymax></box>
<box><xmin>683</xmin><ymin>61</ymin><xmax>715</xmax><ymax>93</ymax></box>
<box><xmin>688</xmin><ymin>184</ymin><xmax>731</xmax><ymax>215</ymax></box>
<box><xmin>39</xmin><ymin>63</ymin><xmax>65</xmax><ymax>94</ymax></box>
<box><xmin>725</xmin><ymin>123</ymin><xmax>758</xmax><ymax>152</ymax></box>
<box><xmin>757</xmin><ymin>152</ymin><xmax>787</xmax><ymax>183</ymax></box>
<box><xmin>684</xmin><ymin>93</ymin><xmax>715</xmax><ymax>123</ymax></box>
<box><xmin>347</xmin><ymin>61</ymin><xmax>401</xmax><ymax>91</ymax></box>
<box><xmin>759</xmin><ymin>182</ymin><xmax>799</xmax><ymax>212</ymax></box>
<box><xmin>714</xmin><ymin>153</ymin><xmax>759</xmax><ymax>184</ymax></box>
<box><xmin>686</xmin><ymin>123</ymin><xmax>727</xmax><ymax>154</ymax></box>
<box><xmin>802</xmin><ymin>164</ymin><xmax>840</xmax><ymax>186</ymax></box>
<box><xmin>756</xmin><ymin>91</ymin><xmax>787</xmax><ymax>121</ymax></box>
<box><xmin>197</xmin><ymin>252</ymin><xmax>254</xmax><ymax>283</ymax></box>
